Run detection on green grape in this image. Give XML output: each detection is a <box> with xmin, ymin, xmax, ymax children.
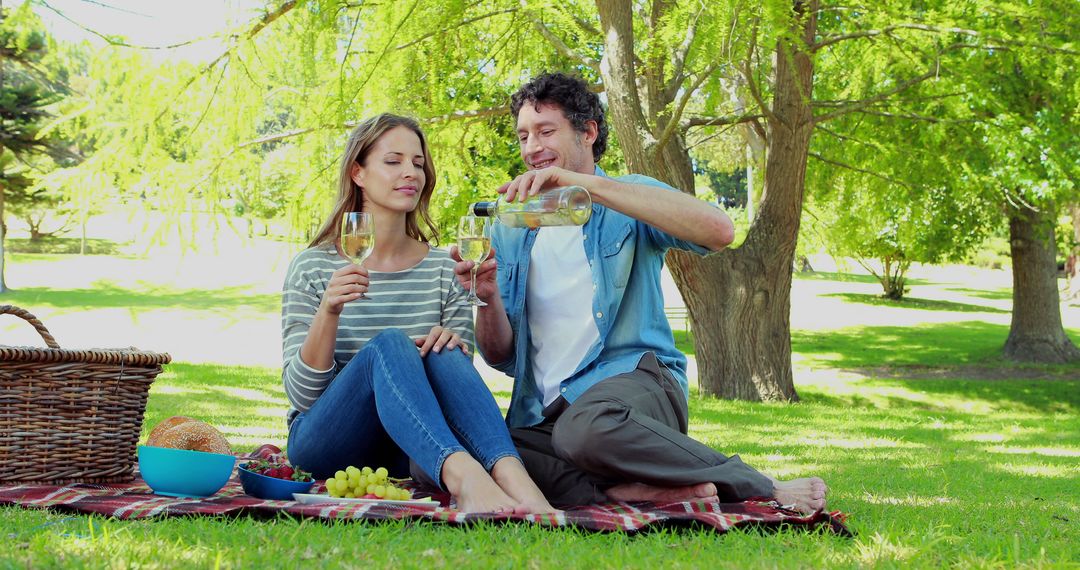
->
<box><xmin>375</xmin><ymin>467</ymin><xmax>389</xmax><ymax>479</ymax></box>
<box><xmin>361</xmin><ymin>466</ymin><xmax>373</xmax><ymax>476</ymax></box>
<box><xmin>334</xmin><ymin>470</ymin><xmax>348</xmax><ymax>482</ymax></box>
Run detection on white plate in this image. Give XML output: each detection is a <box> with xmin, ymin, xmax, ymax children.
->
<box><xmin>292</xmin><ymin>493</ymin><xmax>440</xmax><ymax>508</ymax></box>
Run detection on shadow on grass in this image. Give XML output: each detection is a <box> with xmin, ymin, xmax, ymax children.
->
<box><xmin>793</xmin><ymin>271</ymin><xmax>930</xmax><ymax>286</ymax></box>
<box><xmin>0</xmin><ymin>281</ymin><xmax>279</xmax><ymax>313</ymax></box>
<box><xmin>946</xmin><ymin>287</ymin><xmax>1013</xmax><ymax>302</ymax></box>
<box><xmin>799</xmin><ymin>378</ymin><xmax>1078</xmax><ymax>415</ymax></box>
<box><xmin>792</xmin><ymin>321</ymin><xmax>1011</xmax><ymax>368</ymax></box>
<box><xmin>6</xmin><ymin>237</ymin><xmax>130</xmax><ymax>255</ymax></box>
<box><xmin>822</xmin><ymin>293</ymin><xmax>1008</xmax><ymax>314</ymax></box>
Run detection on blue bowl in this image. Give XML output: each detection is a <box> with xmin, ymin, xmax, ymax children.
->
<box><xmin>137</xmin><ymin>445</ymin><xmax>235</xmax><ymax>498</ymax></box>
<box><xmin>238</xmin><ymin>465</ymin><xmax>314</xmax><ymax>500</ymax></box>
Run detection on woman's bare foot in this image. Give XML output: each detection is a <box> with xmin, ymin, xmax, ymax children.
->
<box><xmin>490</xmin><ymin>457</ymin><xmax>559</xmax><ymax>514</ymax></box>
<box><xmin>441</xmin><ymin>452</ymin><xmax>517</xmax><ymax>514</ymax></box>
<box><xmin>605</xmin><ymin>482</ymin><xmax>718</xmax><ymax>503</ymax></box>
<box><xmin>769</xmin><ymin>476</ymin><xmax>828</xmax><ymax>514</ymax></box>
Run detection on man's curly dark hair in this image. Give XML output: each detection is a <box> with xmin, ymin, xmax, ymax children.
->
<box><xmin>510</xmin><ymin>72</ymin><xmax>608</xmax><ymax>163</ymax></box>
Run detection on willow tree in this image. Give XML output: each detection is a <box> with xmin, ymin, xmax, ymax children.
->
<box><xmin>47</xmin><ymin>0</ymin><xmax>1080</xmax><ymax>391</ymax></box>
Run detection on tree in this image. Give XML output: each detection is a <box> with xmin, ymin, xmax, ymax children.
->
<box><xmin>806</xmin><ymin>1</ymin><xmax>1079</xmax><ymax>361</ymax></box>
<box><xmin>0</xmin><ymin>3</ymin><xmax>66</xmax><ymax>291</ymax></box>
<box><xmin>40</xmin><ymin>0</ymin><xmax>1080</xmax><ymax>387</ymax></box>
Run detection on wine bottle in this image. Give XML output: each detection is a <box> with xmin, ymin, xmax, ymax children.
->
<box><xmin>469</xmin><ymin>186</ymin><xmax>592</xmax><ymax>229</ymax></box>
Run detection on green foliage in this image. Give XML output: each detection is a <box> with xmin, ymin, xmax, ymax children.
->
<box><xmin>808</xmin><ymin>0</ymin><xmax>1079</xmax><ymax>290</ymax></box>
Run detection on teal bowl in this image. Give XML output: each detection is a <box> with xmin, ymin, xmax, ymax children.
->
<box><xmin>137</xmin><ymin>445</ymin><xmax>235</xmax><ymax>498</ymax></box>
<box><xmin>238</xmin><ymin>465</ymin><xmax>314</xmax><ymax>500</ymax></box>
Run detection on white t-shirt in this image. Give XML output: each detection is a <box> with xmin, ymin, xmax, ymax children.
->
<box><xmin>526</xmin><ymin>226</ymin><xmax>601</xmax><ymax>406</ymax></box>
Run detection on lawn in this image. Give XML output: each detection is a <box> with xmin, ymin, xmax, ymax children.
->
<box><xmin>1</xmin><ymin>245</ymin><xmax>1078</xmax><ymax>569</ymax></box>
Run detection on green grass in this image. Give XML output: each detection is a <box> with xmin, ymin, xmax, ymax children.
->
<box><xmin>5</xmin><ymin>237</ymin><xmax>130</xmax><ymax>255</ymax></box>
<box><xmin>793</xmin><ymin>270</ymin><xmax>930</xmax><ymax>286</ymax></box>
<box><xmin>1</xmin><ymin>282</ymin><xmax>278</xmax><ymax>314</ymax></box>
<box><xmin>823</xmin><ymin>293</ymin><xmax>1010</xmax><ymax>314</ymax></box>
<box><xmin>2</xmin><ymin>252</ymin><xmax>1079</xmax><ymax>568</ymax></box>
<box><xmin>2</xmin><ymin>371</ymin><xmax>1076</xmax><ymax>568</ymax></box>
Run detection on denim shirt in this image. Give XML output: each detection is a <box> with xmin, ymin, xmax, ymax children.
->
<box><xmin>485</xmin><ymin>167</ymin><xmax>712</xmax><ymax>428</ymax></box>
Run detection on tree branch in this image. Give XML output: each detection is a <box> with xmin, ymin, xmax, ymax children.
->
<box><xmin>392</xmin><ymin>8</ymin><xmax>518</xmax><ymax>51</ymax></box>
<box><xmin>563</xmin><ymin>10</ymin><xmax>601</xmax><ymax>37</ymax></box>
<box><xmin>655</xmin><ymin>61</ymin><xmax>721</xmax><ymax>152</ymax></box>
<box><xmin>154</xmin><ymin>0</ymin><xmax>297</xmax><ymax>122</ymax></box>
<box><xmin>741</xmin><ymin>17</ymin><xmax>780</xmax><ymax>127</ymax></box>
<box><xmin>665</xmin><ymin>3</ymin><xmax>705</xmax><ymax>101</ymax></box>
<box><xmin>682</xmin><ymin>112</ymin><xmax>765</xmax><ymax>128</ymax></box>
<box><xmin>813</xmin><ymin>22</ymin><xmax>1080</xmax><ymax>55</ymax></box>
<box><xmin>813</xmin><ymin>69</ymin><xmax>938</xmax><ymax>124</ymax></box>
<box><xmin>239</xmin><ymin>105</ymin><xmax>513</xmax><ymax>149</ymax></box>
<box><xmin>38</xmin><ymin>0</ymin><xmax>208</xmax><ymax>50</ymax></box>
<box><xmin>809</xmin><ymin>151</ymin><xmax>914</xmax><ymax>189</ymax></box>
<box><xmin>522</xmin><ymin>1</ymin><xmax>599</xmax><ymax>73</ymax></box>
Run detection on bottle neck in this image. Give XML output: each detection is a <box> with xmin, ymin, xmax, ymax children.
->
<box><xmin>471</xmin><ymin>201</ymin><xmax>497</xmax><ymax>217</ymax></box>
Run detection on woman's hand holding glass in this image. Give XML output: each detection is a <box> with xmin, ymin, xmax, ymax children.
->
<box><xmin>320</xmin><ymin>265</ymin><xmax>370</xmax><ymax>315</ymax></box>
<box><xmin>340</xmin><ymin>212</ymin><xmax>374</xmax><ymax>300</ymax></box>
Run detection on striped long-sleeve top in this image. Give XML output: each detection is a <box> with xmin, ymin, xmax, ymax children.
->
<box><xmin>280</xmin><ymin>244</ymin><xmax>474</xmax><ymax>426</ymax></box>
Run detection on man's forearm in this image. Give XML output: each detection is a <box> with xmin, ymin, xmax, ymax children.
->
<box><xmin>475</xmin><ymin>295</ymin><xmax>515</xmax><ymax>365</ymax></box>
<box><xmin>589</xmin><ymin>176</ymin><xmax>734</xmax><ymax>251</ymax></box>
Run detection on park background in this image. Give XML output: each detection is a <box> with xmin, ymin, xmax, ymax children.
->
<box><xmin>1</xmin><ymin>0</ymin><xmax>1077</xmax><ymax>568</ymax></box>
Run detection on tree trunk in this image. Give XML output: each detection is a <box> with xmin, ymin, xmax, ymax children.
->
<box><xmin>666</xmin><ymin>2</ymin><xmax>816</xmax><ymax>401</ymax></box>
<box><xmin>595</xmin><ymin>0</ymin><xmax>814</xmax><ymax>400</ymax></box>
<box><xmin>1003</xmin><ymin>207</ymin><xmax>1080</xmax><ymax>363</ymax></box>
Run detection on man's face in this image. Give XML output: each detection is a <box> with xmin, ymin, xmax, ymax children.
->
<box><xmin>515</xmin><ymin>102</ymin><xmax>597</xmax><ymax>175</ymax></box>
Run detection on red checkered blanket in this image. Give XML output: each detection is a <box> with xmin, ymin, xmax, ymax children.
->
<box><xmin>0</xmin><ymin>447</ymin><xmax>849</xmax><ymax>535</ymax></box>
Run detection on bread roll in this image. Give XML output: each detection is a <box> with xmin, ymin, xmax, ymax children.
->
<box><xmin>146</xmin><ymin>416</ymin><xmax>233</xmax><ymax>455</ymax></box>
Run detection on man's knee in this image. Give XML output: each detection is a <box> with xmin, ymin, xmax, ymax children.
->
<box><xmin>550</xmin><ymin>401</ymin><xmax>631</xmax><ymax>469</ymax></box>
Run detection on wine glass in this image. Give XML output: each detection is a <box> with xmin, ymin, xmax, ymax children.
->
<box><xmin>457</xmin><ymin>215</ymin><xmax>491</xmax><ymax>306</ymax></box>
<box><xmin>341</xmin><ymin>211</ymin><xmax>375</xmax><ymax>299</ymax></box>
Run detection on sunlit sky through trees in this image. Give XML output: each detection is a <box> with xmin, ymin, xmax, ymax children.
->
<box><xmin>15</xmin><ymin>0</ymin><xmax>264</xmax><ymax>61</ymax></box>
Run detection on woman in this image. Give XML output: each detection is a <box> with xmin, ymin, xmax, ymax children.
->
<box><xmin>281</xmin><ymin>113</ymin><xmax>554</xmax><ymax>514</ymax></box>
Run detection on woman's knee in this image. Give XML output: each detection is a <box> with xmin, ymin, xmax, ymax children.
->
<box><xmin>422</xmin><ymin>346</ymin><xmax>471</xmax><ymax>371</ymax></box>
<box><xmin>367</xmin><ymin>328</ymin><xmax>413</xmax><ymax>351</ymax></box>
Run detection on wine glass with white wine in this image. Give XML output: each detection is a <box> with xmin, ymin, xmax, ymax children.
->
<box><xmin>341</xmin><ymin>211</ymin><xmax>374</xmax><ymax>299</ymax></box>
<box><xmin>457</xmin><ymin>215</ymin><xmax>491</xmax><ymax>306</ymax></box>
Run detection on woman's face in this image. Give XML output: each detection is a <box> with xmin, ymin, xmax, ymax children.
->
<box><xmin>352</xmin><ymin>125</ymin><xmax>426</xmax><ymax>213</ymax></box>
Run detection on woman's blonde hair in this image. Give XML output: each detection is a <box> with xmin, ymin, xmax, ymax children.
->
<box><xmin>309</xmin><ymin>113</ymin><xmax>439</xmax><ymax>248</ymax></box>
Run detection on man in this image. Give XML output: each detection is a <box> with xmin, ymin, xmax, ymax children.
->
<box><xmin>453</xmin><ymin>72</ymin><xmax>827</xmax><ymax>512</ymax></box>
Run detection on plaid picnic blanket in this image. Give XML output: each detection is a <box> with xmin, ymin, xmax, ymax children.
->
<box><xmin>0</xmin><ymin>446</ymin><xmax>850</xmax><ymax>536</ymax></box>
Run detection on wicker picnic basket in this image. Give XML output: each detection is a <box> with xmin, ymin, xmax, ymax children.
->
<box><xmin>0</xmin><ymin>305</ymin><xmax>171</xmax><ymax>484</ymax></box>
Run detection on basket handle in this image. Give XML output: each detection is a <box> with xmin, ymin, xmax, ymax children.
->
<box><xmin>0</xmin><ymin>305</ymin><xmax>60</xmax><ymax>349</ymax></box>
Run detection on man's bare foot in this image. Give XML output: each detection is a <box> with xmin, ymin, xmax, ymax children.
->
<box><xmin>441</xmin><ymin>452</ymin><xmax>517</xmax><ymax>514</ymax></box>
<box><xmin>490</xmin><ymin>457</ymin><xmax>559</xmax><ymax>515</ymax></box>
<box><xmin>769</xmin><ymin>476</ymin><xmax>828</xmax><ymax>514</ymax></box>
<box><xmin>605</xmin><ymin>482</ymin><xmax>718</xmax><ymax>503</ymax></box>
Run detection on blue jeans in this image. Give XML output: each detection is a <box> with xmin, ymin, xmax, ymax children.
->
<box><xmin>287</xmin><ymin>329</ymin><xmax>519</xmax><ymax>489</ymax></box>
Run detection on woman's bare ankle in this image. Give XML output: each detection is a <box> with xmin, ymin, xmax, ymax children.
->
<box><xmin>440</xmin><ymin>452</ymin><xmax>517</xmax><ymax>514</ymax></box>
<box><xmin>490</xmin><ymin>457</ymin><xmax>557</xmax><ymax>514</ymax></box>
